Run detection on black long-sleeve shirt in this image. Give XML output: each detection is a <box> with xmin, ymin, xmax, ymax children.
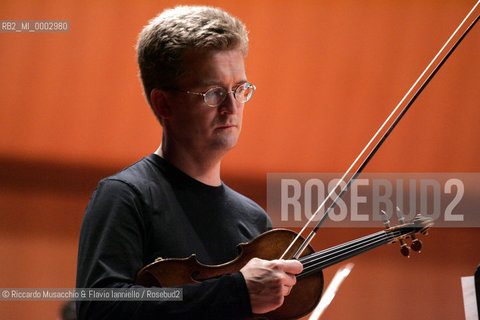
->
<box><xmin>76</xmin><ymin>154</ymin><xmax>272</xmax><ymax>319</ymax></box>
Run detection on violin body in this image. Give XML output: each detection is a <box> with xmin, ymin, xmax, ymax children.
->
<box><xmin>136</xmin><ymin>228</ymin><xmax>324</xmax><ymax>319</ymax></box>
<box><xmin>136</xmin><ymin>216</ymin><xmax>432</xmax><ymax>319</ymax></box>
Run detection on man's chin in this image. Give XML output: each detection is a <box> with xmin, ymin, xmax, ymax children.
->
<box><xmin>211</xmin><ymin>135</ymin><xmax>238</xmax><ymax>151</ymax></box>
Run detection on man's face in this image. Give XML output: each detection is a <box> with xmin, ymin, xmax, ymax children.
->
<box><xmin>163</xmin><ymin>49</ymin><xmax>247</xmax><ymax>157</ymax></box>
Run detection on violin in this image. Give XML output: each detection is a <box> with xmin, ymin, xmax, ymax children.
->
<box><xmin>136</xmin><ymin>2</ymin><xmax>479</xmax><ymax>319</ymax></box>
<box><xmin>136</xmin><ymin>215</ymin><xmax>433</xmax><ymax>319</ymax></box>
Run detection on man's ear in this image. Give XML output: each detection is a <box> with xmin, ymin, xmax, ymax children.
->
<box><xmin>150</xmin><ymin>89</ymin><xmax>172</xmax><ymax>119</ymax></box>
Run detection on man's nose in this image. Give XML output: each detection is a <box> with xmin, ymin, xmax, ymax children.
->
<box><xmin>219</xmin><ymin>92</ymin><xmax>239</xmax><ymax>115</ymax></box>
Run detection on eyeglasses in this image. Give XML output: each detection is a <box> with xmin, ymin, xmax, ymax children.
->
<box><xmin>175</xmin><ymin>82</ymin><xmax>256</xmax><ymax>108</ymax></box>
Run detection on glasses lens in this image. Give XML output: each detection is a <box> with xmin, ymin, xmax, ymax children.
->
<box><xmin>203</xmin><ymin>83</ymin><xmax>256</xmax><ymax>107</ymax></box>
<box><xmin>235</xmin><ymin>83</ymin><xmax>255</xmax><ymax>103</ymax></box>
<box><xmin>204</xmin><ymin>87</ymin><xmax>226</xmax><ymax>107</ymax></box>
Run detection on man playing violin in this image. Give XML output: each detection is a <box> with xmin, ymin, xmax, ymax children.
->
<box><xmin>76</xmin><ymin>5</ymin><xmax>302</xmax><ymax>319</ymax></box>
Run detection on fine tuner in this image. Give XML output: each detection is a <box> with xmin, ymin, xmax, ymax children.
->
<box><xmin>381</xmin><ymin>208</ymin><xmax>432</xmax><ymax>258</ymax></box>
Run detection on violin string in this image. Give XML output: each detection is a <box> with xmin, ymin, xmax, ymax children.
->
<box><xmin>298</xmin><ymin>230</ymin><xmax>401</xmax><ymax>274</ymax></box>
<box><xmin>281</xmin><ymin>0</ymin><xmax>480</xmax><ymax>260</ymax></box>
<box><xmin>298</xmin><ymin>237</ymin><xmax>389</xmax><ymax>279</ymax></box>
<box><xmin>300</xmin><ymin>222</ymin><xmax>419</xmax><ymax>264</ymax></box>
<box><xmin>299</xmin><ymin>231</ymin><xmax>386</xmax><ymax>264</ymax></box>
<box><xmin>299</xmin><ymin>222</ymin><xmax>422</xmax><ymax>271</ymax></box>
<box><xmin>297</xmin><ymin>231</ymin><xmax>402</xmax><ymax>279</ymax></box>
<box><xmin>300</xmin><ymin>231</ymin><xmax>397</xmax><ymax>270</ymax></box>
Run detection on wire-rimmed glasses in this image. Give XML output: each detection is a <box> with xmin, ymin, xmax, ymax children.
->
<box><xmin>175</xmin><ymin>82</ymin><xmax>256</xmax><ymax>107</ymax></box>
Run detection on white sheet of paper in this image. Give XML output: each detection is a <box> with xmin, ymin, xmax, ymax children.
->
<box><xmin>461</xmin><ymin>276</ymin><xmax>479</xmax><ymax>320</ymax></box>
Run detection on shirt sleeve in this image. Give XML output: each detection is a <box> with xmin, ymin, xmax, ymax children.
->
<box><xmin>76</xmin><ymin>179</ymin><xmax>252</xmax><ymax>320</ymax></box>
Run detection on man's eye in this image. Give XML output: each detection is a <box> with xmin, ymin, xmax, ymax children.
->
<box><xmin>207</xmin><ymin>89</ymin><xmax>225</xmax><ymax>99</ymax></box>
<box><xmin>214</xmin><ymin>89</ymin><xmax>225</xmax><ymax>96</ymax></box>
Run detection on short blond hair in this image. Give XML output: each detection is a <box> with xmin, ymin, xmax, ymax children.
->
<box><xmin>136</xmin><ymin>6</ymin><xmax>249</xmax><ymax>109</ymax></box>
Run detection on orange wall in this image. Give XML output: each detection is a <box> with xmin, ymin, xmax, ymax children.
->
<box><xmin>1</xmin><ymin>0</ymin><xmax>479</xmax><ymax>319</ymax></box>
<box><xmin>1</xmin><ymin>0</ymin><xmax>479</xmax><ymax>173</ymax></box>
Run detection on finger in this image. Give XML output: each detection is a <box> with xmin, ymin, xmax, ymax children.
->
<box><xmin>263</xmin><ymin>271</ymin><xmax>296</xmax><ymax>292</ymax></box>
<box><xmin>276</xmin><ymin>259</ymin><xmax>303</xmax><ymax>274</ymax></box>
<box><xmin>281</xmin><ymin>271</ymin><xmax>297</xmax><ymax>287</ymax></box>
<box><xmin>282</xmin><ymin>284</ymin><xmax>293</xmax><ymax>296</ymax></box>
<box><xmin>258</xmin><ymin>284</ymin><xmax>291</xmax><ymax>299</ymax></box>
